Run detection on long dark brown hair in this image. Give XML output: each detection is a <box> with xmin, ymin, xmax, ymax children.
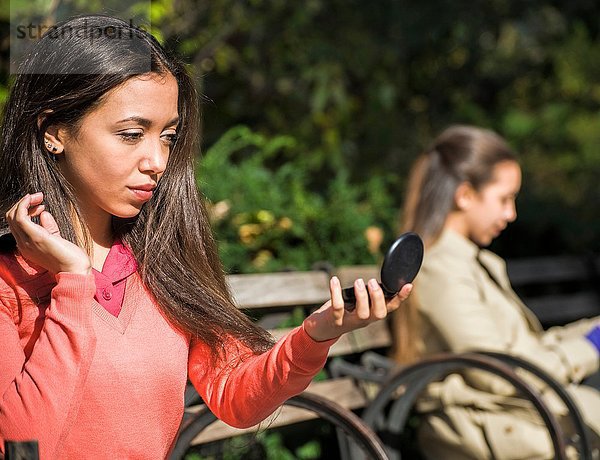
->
<box><xmin>392</xmin><ymin>125</ymin><xmax>517</xmax><ymax>363</ymax></box>
<box><xmin>0</xmin><ymin>15</ymin><xmax>274</xmax><ymax>358</ymax></box>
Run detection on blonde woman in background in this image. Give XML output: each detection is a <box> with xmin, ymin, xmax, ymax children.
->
<box><xmin>393</xmin><ymin>125</ymin><xmax>600</xmax><ymax>459</ymax></box>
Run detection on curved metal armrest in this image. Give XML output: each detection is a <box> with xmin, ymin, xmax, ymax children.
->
<box><xmin>360</xmin><ymin>351</ymin><xmax>398</xmax><ymax>373</ymax></box>
<box><xmin>471</xmin><ymin>350</ymin><xmax>592</xmax><ymax>459</ymax></box>
<box><xmin>329</xmin><ymin>357</ymin><xmax>391</xmax><ymax>384</ymax></box>
<box><xmin>184</xmin><ymin>382</ymin><xmax>202</xmax><ymax>407</ymax></box>
<box><xmin>171</xmin><ymin>392</ymin><xmax>389</xmax><ymax>460</ymax></box>
<box><xmin>329</xmin><ymin>351</ymin><xmax>399</xmax><ymax>384</ymax></box>
<box><xmin>361</xmin><ymin>353</ymin><xmax>569</xmax><ymax>460</ymax></box>
<box><xmin>3</xmin><ymin>441</ymin><xmax>39</xmax><ymax>460</ymax></box>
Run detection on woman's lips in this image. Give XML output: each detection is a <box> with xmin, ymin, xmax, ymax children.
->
<box><xmin>129</xmin><ymin>187</ymin><xmax>153</xmax><ymax>201</ymax></box>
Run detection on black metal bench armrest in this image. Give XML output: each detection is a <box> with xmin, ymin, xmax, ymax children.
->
<box><xmin>359</xmin><ymin>353</ymin><xmax>569</xmax><ymax>460</ymax></box>
<box><xmin>170</xmin><ymin>392</ymin><xmax>389</xmax><ymax>460</ymax></box>
<box><xmin>329</xmin><ymin>356</ymin><xmax>391</xmax><ymax>384</ymax></box>
<box><xmin>3</xmin><ymin>441</ymin><xmax>39</xmax><ymax>460</ymax></box>
<box><xmin>472</xmin><ymin>350</ymin><xmax>592</xmax><ymax>459</ymax></box>
<box><xmin>360</xmin><ymin>351</ymin><xmax>397</xmax><ymax>373</ymax></box>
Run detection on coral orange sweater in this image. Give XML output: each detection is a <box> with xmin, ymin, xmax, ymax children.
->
<box><xmin>0</xmin><ymin>252</ymin><xmax>335</xmax><ymax>459</ymax></box>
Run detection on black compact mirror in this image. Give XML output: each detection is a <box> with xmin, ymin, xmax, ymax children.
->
<box><xmin>342</xmin><ymin>232</ymin><xmax>424</xmax><ymax>311</ymax></box>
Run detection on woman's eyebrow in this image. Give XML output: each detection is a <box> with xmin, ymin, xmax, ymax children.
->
<box><xmin>116</xmin><ymin>116</ymin><xmax>179</xmax><ymax>128</ymax></box>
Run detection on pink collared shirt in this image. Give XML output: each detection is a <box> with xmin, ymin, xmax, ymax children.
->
<box><xmin>92</xmin><ymin>239</ymin><xmax>137</xmax><ymax>316</ymax></box>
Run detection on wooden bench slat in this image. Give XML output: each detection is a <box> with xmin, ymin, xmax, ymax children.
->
<box><xmin>226</xmin><ymin>271</ymin><xmax>330</xmax><ymax>309</ymax></box>
<box><xmin>504</xmin><ymin>255</ymin><xmax>600</xmax><ymax>326</ymax></box>
<box><xmin>506</xmin><ymin>256</ymin><xmax>590</xmax><ymax>285</ymax></box>
<box><xmin>269</xmin><ymin>321</ymin><xmax>392</xmax><ymax>357</ymax></box>
<box><xmin>526</xmin><ymin>292</ymin><xmax>600</xmax><ymax>324</ymax></box>
<box><xmin>188</xmin><ymin>377</ymin><xmax>367</xmax><ymax>445</ymax></box>
<box><xmin>335</xmin><ymin>265</ymin><xmax>380</xmax><ymax>287</ymax></box>
<box><xmin>338</xmin><ymin>321</ymin><xmax>392</xmax><ymax>354</ymax></box>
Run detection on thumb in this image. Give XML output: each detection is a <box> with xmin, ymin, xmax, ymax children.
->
<box><xmin>39</xmin><ymin>210</ymin><xmax>61</xmax><ymax>236</ymax></box>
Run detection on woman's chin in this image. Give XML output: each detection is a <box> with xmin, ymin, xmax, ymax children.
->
<box><xmin>110</xmin><ymin>204</ymin><xmax>145</xmax><ymax>219</ymax></box>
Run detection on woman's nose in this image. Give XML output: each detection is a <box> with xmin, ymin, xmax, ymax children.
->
<box><xmin>505</xmin><ymin>201</ymin><xmax>517</xmax><ymax>222</ymax></box>
<box><xmin>140</xmin><ymin>139</ymin><xmax>167</xmax><ymax>174</ymax></box>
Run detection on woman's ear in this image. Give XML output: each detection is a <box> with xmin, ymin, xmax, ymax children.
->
<box><xmin>454</xmin><ymin>181</ymin><xmax>476</xmax><ymax>211</ymax></box>
<box><xmin>42</xmin><ymin>125</ymin><xmax>65</xmax><ymax>155</ymax></box>
<box><xmin>37</xmin><ymin>111</ymin><xmax>65</xmax><ymax>156</ymax></box>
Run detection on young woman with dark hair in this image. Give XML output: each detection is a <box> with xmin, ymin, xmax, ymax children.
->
<box><xmin>0</xmin><ymin>15</ymin><xmax>411</xmax><ymax>459</ymax></box>
<box><xmin>393</xmin><ymin>125</ymin><xmax>600</xmax><ymax>459</ymax></box>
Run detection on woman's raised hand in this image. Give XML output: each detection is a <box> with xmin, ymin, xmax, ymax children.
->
<box><xmin>303</xmin><ymin>276</ymin><xmax>412</xmax><ymax>342</ymax></box>
<box><xmin>6</xmin><ymin>192</ymin><xmax>92</xmax><ymax>275</ymax></box>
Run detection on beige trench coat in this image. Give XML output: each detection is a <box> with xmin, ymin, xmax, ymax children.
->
<box><xmin>412</xmin><ymin>230</ymin><xmax>600</xmax><ymax>460</ymax></box>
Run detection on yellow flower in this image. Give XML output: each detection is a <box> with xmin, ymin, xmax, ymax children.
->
<box><xmin>252</xmin><ymin>250</ymin><xmax>273</xmax><ymax>268</ymax></box>
<box><xmin>256</xmin><ymin>210</ymin><xmax>275</xmax><ymax>225</ymax></box>
<box><xmin>278</xmin><ymin>217</ymin><xmax>293</xmax><ymax>230</ymax></box>
<box><xmin>239</xmin><ymin>224</ymin><xmax>262</xmax><ymax>244</ymax></box>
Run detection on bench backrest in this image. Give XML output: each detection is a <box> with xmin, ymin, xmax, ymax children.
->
<box><xmin>329</xmin><ymin>255</ymin><xmax>600</xmax><ymax>330</ymax></box>
<box><xmin>228</xmin><ymin>268</ymin><xmax>392</xmax><ymax>355</ymax></box>
<box><xmin>506</xmin><ymin>254</ymin><xmax>600</xmax><ymax>327</ymax></box>
<box><xmin>327</xmin><ymin>254</ymin><xmax>600</xmax><ymax>331</ymax></box>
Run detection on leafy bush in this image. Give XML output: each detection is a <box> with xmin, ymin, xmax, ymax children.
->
<box><xmin>198</xmin><ymin>126</ymin><xmax>396</xmax><ymax>273</ymax></box>
<box><xmin>184</xmin><ymin>431</ymin><xmax>321</xmax><ymax>460</ymax></box>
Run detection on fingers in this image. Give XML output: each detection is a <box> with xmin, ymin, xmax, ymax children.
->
<box><xmin>7</xmin><ymin>192</ymin><xmax>44</xmax><ymax>223</ymax></box>
<box><xmin>6</xmin><ymin>193</ymin><xmax>52</xmax><ymax>244</ymax></box>
<box><xmin>323</xmin><ymin>277</ymin><xmax>414</xmax><ymax>336</ymax></box>
<box><xmin>397</xmin><ymin>283</ymin><xmax>413</xmax><ymax>302</ymax></box>
<box><xmin>40</xmin><ymin>210</ymin><xmax>61</xmax><ymax>236</ymax></box>
<box><xmin>7</xmin><ymin>194</ymin><xmax>33</xmax><ymax>235</ymax></box>
<box><xmin>329</xmin><ymin>276</ymin><xmax>345</xmax><ymax>326</ymax></box>
<box><xmin>386</xmin><ymin>283</ymin><xmax>413</xmax><ymax>313</ymax></box>
<box><xmin>352</xmin><ymin>278</ymin><xmax>389</xmax><ymax>321</ymax></box>
<box><xmin>28</xmin><ymin>204</ymin><xmax>45</xmax><ymax>218</ymax></box>
<box><xmin>355</xmin><ymin>279</ymin><xmax>411</xmax><ymax>320</ymax></box>
<box><xmin>354</xmin><ymin>278</ymin><xmax>370</xmax><ymax>320</ymax></box>
<box><xmin>367</xmin><ymin>279</ymin><xmax>388</xmax><ymax>320</ymax></box>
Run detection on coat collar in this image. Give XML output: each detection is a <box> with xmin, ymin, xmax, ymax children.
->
<box><xmin>433</xmin><ymin>229</ymin><xmax>480</xmax><ymax>261</ymax></box>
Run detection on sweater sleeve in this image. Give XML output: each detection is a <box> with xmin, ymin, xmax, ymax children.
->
<box><xmin>0</xmin><ymin>272</ymin><xmax>97</xmax><ymax>459</ymax></box>
<box><xmin>540</xmin><ymin>323</ymin><xmax>599</xmax><ymax>383</ymax></box>
<box><xmin>188</xmin><ymin>324</ymin><xmax>337</xmax><ymax>428</ymax></box>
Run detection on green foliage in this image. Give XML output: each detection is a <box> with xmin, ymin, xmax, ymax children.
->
<box><xmin>2</xmin><ymin>1</ymin><xmax>599</xmax><ymax>256</ymax></box>
<box><xmin>199</xmin><ymin>126</ymin><xmax>393</xmax><ymax>273</ymax></box>
<box><xmin>185</xmin><ymin>431</ymin><xmax>321</xmax><ymax>460</ymax></box>
<box><xmin>181</xmin><ymin>0</ymin><xmax>600</xmax><ymax>257</ymax></box>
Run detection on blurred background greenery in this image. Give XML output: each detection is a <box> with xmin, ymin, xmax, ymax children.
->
<box><xmin>1</xmin><ymin>0</ymin><xmax>599</xmax><ymax>273</ymax></box>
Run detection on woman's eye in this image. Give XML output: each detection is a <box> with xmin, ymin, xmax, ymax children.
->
<box><xmin>117</xmin><ymin>132</ymin><xmax>143</xmax><ymax>143</ymax></box>
<box><xmin>161</xmin><ymin>132</ymin><xmax>178</xmax><ymax>146</ymax></box>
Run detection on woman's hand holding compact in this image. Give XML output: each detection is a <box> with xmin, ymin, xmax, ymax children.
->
<box><xmin>303</xmin><ymin>276</ymin><xmax>412</xmax><ymax>342</ymax></box>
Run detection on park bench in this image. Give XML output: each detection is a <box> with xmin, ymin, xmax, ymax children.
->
<box><xmin>172</xmin><ymin>256</ymin><xmax>599</xmax><ymax>459</ymax></box>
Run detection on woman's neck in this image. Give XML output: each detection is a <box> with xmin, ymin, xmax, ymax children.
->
<box><xmin>72</xmin><ymin>208</ymin><xmax>115</xmax><ymax>271</ymax></box>
<box><xmin>444</xmin><ymin>212</ymin><xmax>468</xmax><ymax>239</ymax></box>
<box><xmin>92</xmin><ymin>243</ymin><xmax>112</xmax><ymax>272</ymax></box>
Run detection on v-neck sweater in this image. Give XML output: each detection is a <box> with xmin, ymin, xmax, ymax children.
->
<box><xmin>0</xmin><ymin>251</ymin><xmax>336</xmax><ymax>459</ymax></box>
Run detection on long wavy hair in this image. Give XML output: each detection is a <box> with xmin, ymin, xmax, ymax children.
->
<box><xmin>392</xmin><ymin>125</ymin><xmax>517</xmax><ymax>363</ymax></box>
<box><xmin>0</xmin><ymin>15</ymin><xmax>274</xmax><ymax>359</ymax></box>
